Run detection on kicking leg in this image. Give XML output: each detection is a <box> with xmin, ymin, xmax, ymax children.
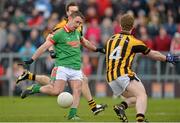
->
<box><xmin>82</xmin><ymin>75</ymin><xmax>107</xmax><ymax>115</ymax></box>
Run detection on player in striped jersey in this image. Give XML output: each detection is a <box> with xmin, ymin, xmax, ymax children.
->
<box><xmin>105</xmin><ymin>14</ymin><xmax>179</xmax><ymax>122</ymax></box>
<box><xmin>16</xmin><ymin>2</ymin><xmax>107</xmax><ymax>116</ymax></box>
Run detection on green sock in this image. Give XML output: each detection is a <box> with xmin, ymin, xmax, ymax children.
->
<box><xmin>68</xmin><ymin>108</ymin><xmax>77</xmax><ymax>119</ymax></box>
<box><xmin>32</xmin><ymin>84</ymin><xmax>41</xmax><ymax>93</ymax></box>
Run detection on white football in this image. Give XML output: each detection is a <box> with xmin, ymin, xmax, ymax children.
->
<box><xmin>57</xmin><ymin>92</ymin><xmax>73</xmax><ymax>108</ymax></box>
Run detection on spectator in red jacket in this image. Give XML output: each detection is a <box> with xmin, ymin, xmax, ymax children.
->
<box><xmin>154</xmin><ymin>26</ymin><xmax>171</xmax><ymax>51</ymax></box>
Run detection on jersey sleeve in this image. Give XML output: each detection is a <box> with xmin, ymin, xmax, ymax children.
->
<box><xmin>50</xmin><ymin>31</ymin><xmax>61</xmax><ymax>44</ymax></box>
<box><xmin>132</xmin><ymin>39</ymin><xmax>151</xmax><ymax>55</ymax></box>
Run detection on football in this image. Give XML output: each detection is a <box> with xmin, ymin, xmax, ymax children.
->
<box><xmin>57</xmin><ymin>92</ymin><xmax>73</xmax><ymax>108</ymax></box>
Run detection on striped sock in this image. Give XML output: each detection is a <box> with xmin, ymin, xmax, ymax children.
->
<box><xmin>136</xmin><ymin>113</ymin><xmax>145</xmax><ymax>122</ymax></box>
<box><xmin>88</xmin><ymin>99</ymin><xmax>97</xmax><ymax>112</ymax></box>
<box><xmin>120</xmin><ymin>101</ymin><xmax>128</xmax><ymax>110</ymax></box>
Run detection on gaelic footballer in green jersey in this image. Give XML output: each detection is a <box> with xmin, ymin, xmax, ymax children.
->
<box><xmin>20</xmin><ymin>11</ymin><xmax>104</xmax><ymax>120</ymax></box>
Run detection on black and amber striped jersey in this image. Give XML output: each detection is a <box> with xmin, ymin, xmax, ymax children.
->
<box><xmin>52</xmin><ymin>17</ymin><xmax>83</xmax><ymax>35</ymax></box>
<box><xmin>105</xmin><ymin>32</ymin><xmax>151</xmax><ymax>82</ymax></box>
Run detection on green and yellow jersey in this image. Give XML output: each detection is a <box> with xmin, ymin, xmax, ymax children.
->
<box><xmin>105</xmin><ymin>32</ymin><xmax>151</xmax><ymax>82</ymax></box>
<box><xmin>50</xmin><ymin>25</ymin><xmax>82</xmax><ymax>70</ymax></box>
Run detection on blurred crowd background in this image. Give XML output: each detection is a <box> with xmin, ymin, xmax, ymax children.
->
<box><xmin>0</xmin><ymin>0</ymin><xmax>180</xmax><ymax>97</ymax></box>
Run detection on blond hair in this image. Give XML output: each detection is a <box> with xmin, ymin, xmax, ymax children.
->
<box><xmin>120</xmin><ymin>14</ymin><xmax>134</xmax><ymax>31</ymax></box>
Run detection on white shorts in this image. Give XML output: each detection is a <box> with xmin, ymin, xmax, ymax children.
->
<box><xmin>109</xmin><ymin>74</ymin><xmax>141</xmax><ymax>96</ymax></box>
<box><xmin>51</xmin><ymin>66</ymin><xmax>83</xmax><ymax>81</ymax></box>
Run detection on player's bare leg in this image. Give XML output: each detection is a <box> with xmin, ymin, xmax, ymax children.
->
<box><xmin>126</xmin><ymin>80</ymin><xmax>147</xmax><ymax>122</ymax></box>
<box><xmin>82</xmin><ymin>75</ymin><xmax>107</xmax><ymax>115</ymax></box>
<box><xmin>21</xmin><ymin>80</ymin><xmax>66</xmax><ymax>98</ymax></box>
<box><xmin>67</xmin><ymin>80</ymin><xmax>82</xmax><ymax>120</ymax></box>
<box><xmin>39</xmin><ymin>80</ymin><xmax>66</xmax><ymax>95</ymax></box>
<box><xmin>113</xmin><ymin>91</ymin><xmax>136</xmax><ymax>122</ymax></box>
<box><xmin>17</xmin><ymin>70</ymin><xmax>107</xmax><ymax>115</ymax></box>
<box><xmin>121</xmin><ymin>91</ymin><xmax>136</xmax><ymax>108</ymax></box>
<box><xmin>35</xmin><ymin>75</ymin><xmax>50</xmax><ymax>85</ymax></box>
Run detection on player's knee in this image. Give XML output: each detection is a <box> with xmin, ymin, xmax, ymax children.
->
<box><xmin>51</xmin><ymin>89</ymin><xmax>61</xmax><ymax>96</ymax></box>
<box><xmin>138</xmin><ymin>92</ymin><xmax>147</xmax><ymax>100</ymax></box>
<box><xmin>73</xmin><ymin>88</ymin><xmax>81</xmax><ymax>95</ymax></box>
<box><xmin>52</xmin><ymin>91</ymin><xmax>60</xmax><ymax>96</ymax></box>
<box><xmin>82</xmin><ymin>76</ymin><xmax>88</xmax><ymax>83</ymax></box>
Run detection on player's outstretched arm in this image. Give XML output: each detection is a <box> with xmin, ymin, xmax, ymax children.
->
<box><xmin>46</xmin><ymin>34</ymin><xmax>56</xmax><ymax>58</ymax></box>
<box><xmin>147</xmin><ymin>50</ymin><xmax>180</xmax><ymax>64</ymax></box>
<box><xmin>25</xmin><ymin>40</ymin><xmax>53</xmax><ymax>65</ymax></box>
<box><xmin>81</xmin><ymin>37</ymin><xmax>105</xmax><ymax>53</ymax></box>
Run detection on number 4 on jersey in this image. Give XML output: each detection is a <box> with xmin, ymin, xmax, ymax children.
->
<box><xmin>109</xmin><ymin>46</ymin><xmax>122</xmax><ymax>60</ymax></box>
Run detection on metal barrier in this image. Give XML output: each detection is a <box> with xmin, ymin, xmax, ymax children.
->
<box><xmin>0</xmin><ymin>52</ymin><xmax>180</xmax><ymax>96</ymax></box>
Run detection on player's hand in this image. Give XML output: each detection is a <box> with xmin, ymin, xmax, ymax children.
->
<box><xmin>49</xmin><ymin>50</ymin><xmax>56</xmax><ymax>59</ymax></box>
<box><xmin>24</xmin><ymin>58</ymin><xmax>34</xmax><ymax>65</ymax></box>
<box><xmin>96</xmin><ymin>47</ymin><xmax>105</xmax><ymax>54</ymax></box>
<box><xmin>166</xmin><ymin>53</ymin><xmax>180</xmax><ymax>65</ymax></box>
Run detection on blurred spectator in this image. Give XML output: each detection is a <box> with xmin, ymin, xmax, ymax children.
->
<box><xmin>2</xmin><ymin>33</ymin><xmax>19</xmax><ymax>53</ymax></box>
<box><xmin>100</xmin><ymin>17</ymin><xmax>113</xmax><ymax>45</ymax></box>
<box><xmin>135</xmin><ymin>9</ymin><xmax>148</xmax><ymax>37</ymax></box>
<box><xmin>85</xmin><ymin>19</ymin><xmax>101</xmax><ymax>46</ymax></box>
<box><xmin>147</xmin><ymin>15</ymin><xmax>160</xmax><ymax>38</ymax></box>
<box><xmin>0</xmin><ymin>21</ymin><xmax>7</xmax><ymax>51</ymax></box>
<box><xmin>85</xmin><ymin>6</ymin><xmax>99</xmax><ymax>23</ymax></box>
<box><xmin>113</xmin><ymin>13</ymin><xmax>122</xmax><ymax>34</ymax></box>
<box><xmin>101</xmin><ymin>7</ymin><xmax>114</xmax><ymax>21</ymax></box>
<box><xmin>163</xmin><ymin>16</ymin><xmax>177</xmax><ymax>37</ymax></box>
<box><xmin>137</xmin><ymin>26</ymin><xmax>154</xmax><ymax>75</ymax></box>
<box><xmin>154</xmin><ymin>26</ymin><xmax>171</xmax><ymax>51</ymax></box>
<box><xmin>27</xmin><ymin>9</ymin><xmax>44</xmax><ymax>28</ymax></box>
<box><xmin>112</xmin><ymin>0</ymin><xmax>130</xmax><ymax>15</ymax></box>
<box><xmin>170</xmin><ymin>32</ymin><xmax>180</xmax><ymax>74</ymax></box>
<box><xmin>28</xmin><ymin>28</ymin><xmax>43</xmax><ymax>48</ymax></box>
<box><xmin>1</xmin><ymin>11</ymin><xmax>11</xmax><ymax>25</ymax></box>
<box><xmin>139</xmin><ymin>26</ymin><xmax>154</xmax><ymax>49</ymax></box>
<box><xmin>8</xmin><ymin>23</ymin><xmax>23</xmax><ymax>46</ymax></box>
<box><xmin>50</xmin><ymin>0</ymin><xmax>65</xmax><ymax>19</ymax></box>
<box><xmin>130</xmin><ymin>0</ymin><xmax>148</xmax><ymax>16</ymax></box>
<box><xmin>35</xmin><ymin>0</ymin><xmax>52</xmax><ymax>19</ymax></box>
<box><xmin>20</xmin><ymin>0</ymin><xmax>35</xmax><ymax>16</ymax></box>
<box><xmin>96</xmin><ymin>0</ymin><xmax>111</xmax><ymax>17</ymax></box>
<box><xmin>154</xmin><ymin>26</ymin><xmax>172</xmax><ymax>74</ymax></box>
<box><xmin>19</xmin><ymin>40</ymin><xmax>36</xmax><ymax>61</ymax></box>
<box><xmin>12</xmin><ymin>8</ymin><xmax>26</xmax><ymax>29</ymax></box>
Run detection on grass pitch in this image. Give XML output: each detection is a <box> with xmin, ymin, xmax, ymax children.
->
<box><xmin>0</xmin><ymin>96</ymin><xmax>180</xmax><ymax>122</ymax></box>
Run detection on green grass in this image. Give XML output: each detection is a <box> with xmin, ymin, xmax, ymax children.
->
<box><xmin>0</xmin><ymin>96</ymin><xmax>180</xmax><ymax>122</ymax></box>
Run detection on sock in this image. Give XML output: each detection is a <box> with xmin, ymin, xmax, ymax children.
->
<box><xmin>32</xmin><ymin>84</ymin><xmax>41</xmax><ymax>93</ymax></box>
<box><xmin>120</xmin><ymin>101</ymin><xmax>128</xmax><ymax>110</ymax></box>
<box><xmin>88</xmin><ymin>99</ymin><xmax>97</xmax><ymax>112</ymax></box>
<box><xmin>28</xmin><ymin>73</ymin><xmax>36</xmax><ymax>81</ymax></box>
<box><xmin>68</xmin><ymin>108</ymin><xmax>77</xmax><ymax>119</ymax></box>
<box><xmin>136</xmin><ymin>113</ymin><xmax>145</xmax><ymax>122</ymax></box>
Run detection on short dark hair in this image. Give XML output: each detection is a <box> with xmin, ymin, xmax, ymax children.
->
<box><xmin>65</xmin><ymin>1</ymin><xmax>79</xmax><ymax>12</ymax></box>
<box><xmin>120</xmin><ymin>14</ymin><xmax>134</xmax><ymax>31</ymax></box>
<box><xmin>69</xmin><ymin>11</ymin><xmax>85</xmax><ymax>20</ymax></box>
